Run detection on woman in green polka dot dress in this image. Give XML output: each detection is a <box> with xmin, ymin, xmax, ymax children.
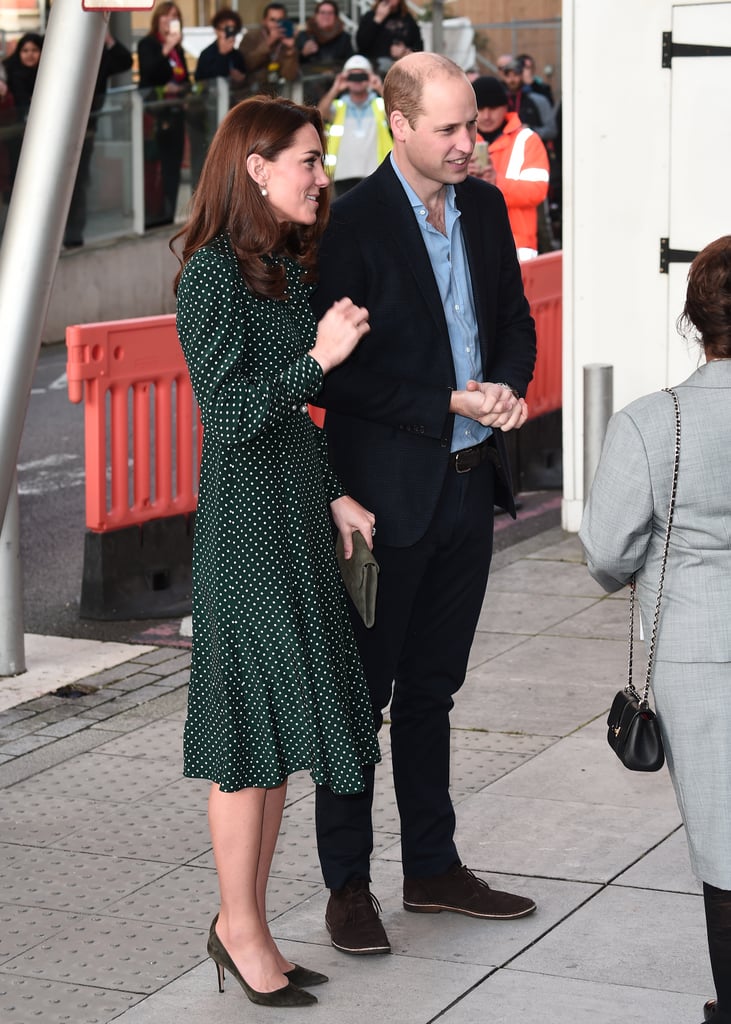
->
<box><xmin>173</xmin><ymin>97</ymin><xmax>380</xmax><ymax>1007</ymax></box>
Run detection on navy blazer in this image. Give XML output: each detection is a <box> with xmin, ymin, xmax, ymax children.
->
<box><xmin>313</xmin><ymin>157</ymin><xmax>536</xmax><ymax>547</ymax></box>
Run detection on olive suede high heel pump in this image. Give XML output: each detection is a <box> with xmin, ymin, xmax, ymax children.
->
<box><xmin>207</xmin><ymin>916</ymin><xmax>317</xmax><ymax>1007</ymax></box>
<box><xmin>285</xmin><ymin>964</ymin><xmax>329</xmax><ymax>987</ymax></box>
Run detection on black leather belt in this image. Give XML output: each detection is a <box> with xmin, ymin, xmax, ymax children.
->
<box><xmin>449</xmin><ymin>437</ymin><xmax>495</xmax><ymax>474</ymax></box>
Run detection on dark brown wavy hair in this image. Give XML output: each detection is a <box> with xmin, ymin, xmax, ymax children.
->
<box><xmin>172</xmin><ymin>96</ymin><xmax>330</xmax><ymax>299</ymax></box>
<box><xmin>678</xmin><ymin>235</ymin><xmax>731</xmax><ymax>360</ymax></box>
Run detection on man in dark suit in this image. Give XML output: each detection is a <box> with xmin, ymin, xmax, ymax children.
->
<box><xmin>312</xmin><ymin>52</ymin><xmax>538</xmax><ymax>956</ymax></box>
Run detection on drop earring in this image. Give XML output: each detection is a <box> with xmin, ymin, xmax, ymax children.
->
<box><xmin>260</xmin><ymin>186</ymin><xmax>268</xmax><ymax>197</ymax></box>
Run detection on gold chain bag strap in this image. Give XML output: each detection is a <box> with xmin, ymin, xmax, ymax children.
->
<box><xmin>606</xmin><ymin>387</ymin><xmax>680</xmax><ymax>771</ymax></box>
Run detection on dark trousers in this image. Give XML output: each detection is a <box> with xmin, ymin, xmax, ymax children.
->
<box><xmin>704</xmin><ymin>882</ymin><xmax>731</xmax><ymax>1018</ymax></box>
<box><xmin>316</xmin><ymin>456</ymin><xmax>496</xmax><ymax>889</ymax></box>
<box><xmin>157</xmin><ymin>110</ymin><xmax>185</xmax><ymax>224</ymax></box>
<box><xmin>64</xmin><ymin>130</ymin><xmax>95</xmax><ymax>246</ymax></box>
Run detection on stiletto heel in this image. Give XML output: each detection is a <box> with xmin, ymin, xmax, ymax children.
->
<box><xmin>207</xmin><ymin>915</ymin><xmax>317</xmax><ymax>1007</ymax></box>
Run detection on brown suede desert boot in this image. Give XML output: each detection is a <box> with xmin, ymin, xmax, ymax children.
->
<box><xmin>325</xmin><ymin>879</ymin><xmax>391</xmax><ymax>955</ymax></box>
<box><xmin>403</xmin><ymin>862</ymin><xmax>536</xmax><ymax>919</ymax></box>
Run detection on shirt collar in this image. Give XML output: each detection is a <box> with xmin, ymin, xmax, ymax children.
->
<box><xmin>389</xmin><ymin>153</ymin><xmax>460</xmax><ymax>234</ymax></box>
<box><xmin>389</xmin><ymin>152</ymin><xmax>458</xmax><ymax>216</ymax></box>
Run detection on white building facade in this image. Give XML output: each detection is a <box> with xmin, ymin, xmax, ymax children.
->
<box><xmin>561</xmin><ymin>0</ymin><xmax>731</xmax><ymax>530</ymax></box>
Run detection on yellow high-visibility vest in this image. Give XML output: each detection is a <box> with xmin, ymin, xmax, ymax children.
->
<box><xmin>324</xmin><ymin>96</ymin><xmax>392</xmax><ymax>178</ymax></box>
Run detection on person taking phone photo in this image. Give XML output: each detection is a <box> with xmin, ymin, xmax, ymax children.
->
<box><xmin>239</xmin><ymin>2</ymin><xmax>300</xmax><ymax>96</ymax></box>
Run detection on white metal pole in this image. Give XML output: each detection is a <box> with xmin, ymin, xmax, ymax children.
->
<box><xmin>0</xmin><ymin>0</ymin><xmax>107</xmax><ymax>526</ymax></box>
<box><xmin>0</xmin><ymin>477</ymin><xmax>25</xmax><ymax>676</ymax></box>
<box><xmin>0</xmin><ymin>0</ymin><xmax>107</xmax><ymax>672</ymax></box>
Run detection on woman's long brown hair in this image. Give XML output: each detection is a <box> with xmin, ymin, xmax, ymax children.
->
<box><xmin>171</xmin><ymin>96</ymin><xmax>330</xmax><ymax>300</ymax></box>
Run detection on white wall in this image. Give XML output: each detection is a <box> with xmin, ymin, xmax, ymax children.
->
<box><xmin>562</xmin><ymin>0</ymin><xmax>731</xmax><ymax>530</ymax></box>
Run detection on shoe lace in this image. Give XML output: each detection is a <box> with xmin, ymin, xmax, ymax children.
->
<box><xmin>458</xmin><ymin>864</ymin><xmax>491</xmax><ymax>892</ymax></box>
<box><xmin>345</xmin><ymin>884</ymin><xmax>383</xmax><ymax>923</ymax></box>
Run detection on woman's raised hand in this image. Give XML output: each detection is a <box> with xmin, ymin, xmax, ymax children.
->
<box><xmin>310</xmin><ymin>298</ymin><xmax>370</xmax><ymax>374</ymax></box>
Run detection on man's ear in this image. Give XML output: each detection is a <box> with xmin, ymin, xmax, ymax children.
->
<box><xmin>390</xmin><ymin>109</ymin><xmax>409</xmax><ymax>143</ymax></box>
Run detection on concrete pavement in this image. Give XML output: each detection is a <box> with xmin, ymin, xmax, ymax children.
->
<box><xmin>0</xmin><ymin>527</ymin><xmax>711</xmax><ymax>1024</ymax></box>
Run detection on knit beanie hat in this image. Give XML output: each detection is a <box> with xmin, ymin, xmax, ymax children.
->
<box><xmin>472</xmin><ymin>76</ymin><xmax>508</xmax><ymax>110</ymax></box>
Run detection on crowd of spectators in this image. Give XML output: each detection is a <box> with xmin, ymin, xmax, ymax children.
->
<box><xmin>0</xmin><ymin>6</ymin><xmax>562</xmax><ymax>252</ymax></box>
<box><xmin>0</xmin><ymin>28</ymin><xmax>132</xmax><ymax>246</ymax></box>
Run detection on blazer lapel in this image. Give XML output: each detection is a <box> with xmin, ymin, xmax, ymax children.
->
<box><xmin>373</xmin><ymin>160</ymin><xmax>450</xmax><ymax>339</ymax></box>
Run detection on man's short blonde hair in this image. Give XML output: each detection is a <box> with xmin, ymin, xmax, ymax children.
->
<box><xmin>383</xmin><ymin>53</ymin><xmax>467</xmax><ymax>128</ymax></box>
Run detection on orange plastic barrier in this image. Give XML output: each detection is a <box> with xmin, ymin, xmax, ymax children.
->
<box><xmin>67</xmin><ymin>315</ymin><xmax>202</xmax><ymax>532</ymax></box>
<box><xmin>67</xmin><ymin>255</ymin><xmax>561</xmax><ymax>532</ymax></box>
<box><xmin>521</xmin><ymin>251</ymin><xmax>562</xmax><ymax>419</ymax></box>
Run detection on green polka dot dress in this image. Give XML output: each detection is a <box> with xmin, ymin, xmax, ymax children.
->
<box><xmin>176</xmin><ymin>234</ymin><xmax>380</xmax><ymax>794</ymax></box>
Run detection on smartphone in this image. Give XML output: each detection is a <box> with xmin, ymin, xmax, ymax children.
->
<box><xmin>170</xmin><ymin>17</ymin><xmax>181</xmax><ymax>35</ymax></box>
<box><xmin>280</xmin><ymin>17</ymin><xmax>295</xmax><ymax>37</ymax></box>
<box><xmin>472</xmin><ymin>140</ymin><xmax>490</xmax><ymax>172</ymax></box>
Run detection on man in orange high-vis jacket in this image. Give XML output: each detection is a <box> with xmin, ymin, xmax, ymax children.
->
<box><xmin>469</xmin><ymin>75</ymin><xmax>550</xmax><ymax>260</ymax></box>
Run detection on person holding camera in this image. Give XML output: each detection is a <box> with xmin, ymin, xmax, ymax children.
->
<box><xmin>195</xmin><ymin>9</ymin><xmax>247</xmax><ymax>86</ymax></box>
<box><xmin>239</xmin><ymin>2</ymin><xmax>300</xmax><ymax>96</ymax></box>
<box><xmin>138</xmin><ymin>2</ymin><xmax>191</xmax><ymax>225</ymax></box>
<box><xmin>190</xmin><ymin>10</ymin><xmax>248</xmax><ymax>189</ymax></box>
<box><xmin>317</xmin><ymin>55</ymin><xmax>391</xmax><ymax>197</ymax></box>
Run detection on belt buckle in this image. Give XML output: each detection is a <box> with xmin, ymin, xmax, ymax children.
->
<box><xmin>454</xmin><ymin>450</ymin><xmax>473</xmax><ymax>474</ymax></box>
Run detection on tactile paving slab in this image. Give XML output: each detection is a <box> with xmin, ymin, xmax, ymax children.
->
<box><xmin>450</xmin><ymin>746</ymin><xmax>535</xmax><ymax>799</ymax></box>
<box><xmin>104</xmin><ymin>866</ymin><xmax>219</xmax><ymax>928</ymax></box>
<box><xmin>0</xmin><ymin>786</ymin><xmax>99</xmax><ymax>847</ymax></box>
<box><xmin>93</xmin><ymin>718</ymin><xmax>184</xmax><ymax>761</ymax></box>
<box><xmin>451</xmin><ymin>727</ymin><xmax>559</xmax><ymax>755</ymax></box>
<box><xmin>51</xmin><ymin>800</ymin><xmax>210</xmax><ymax>864</ymax></box>
<box><xmin>1</xmin><ymin>916</ymin><xmax>204</xmax><ymax>993</ymax></box>
<box><xmin>143</xmin><ymin>774</ymin><xmax>210</xmax><ymax>812</ymax></box>
<box><xmin>0</xmin><ymin>844</ymin><xmax>170</xmax><ymax>914</ymax></box>
<box><xmin>106</xmin><ymin>864</ymin><xmax>321</xmax><ymax>928</ymax></box>
<box><xmin>20</xmin><ymin>751</ymin><xmax>184</xmax><ymax>804</ymax></box>
<box><xmin>0</xmin><ymin>972</ymin><xmax>141</xmax><ymax>1024</ymax></box>
<box><xmin>0</xmin><ymin>905</ymin><xmax>80</xmax><ymax>964</ymax></box>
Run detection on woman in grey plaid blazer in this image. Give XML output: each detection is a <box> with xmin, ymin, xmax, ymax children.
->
<box><xmin>580</xmin><ymin>236</ymin><xmax>731</xmax><ymax>1024</ymax></box>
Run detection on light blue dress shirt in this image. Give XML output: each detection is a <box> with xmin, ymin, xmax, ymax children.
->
<box><xmin>390</xmin><ymin>154</ymin><xmax>490</xmax><ymax>452</ymax></box>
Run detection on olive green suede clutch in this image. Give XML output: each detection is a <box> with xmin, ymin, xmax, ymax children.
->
<box><xmin>335</xmin><ymin>531</ymin><xmax>379</xmax><ymax>629</ymax></box>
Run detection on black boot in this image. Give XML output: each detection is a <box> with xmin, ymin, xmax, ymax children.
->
<box><xmin>702</xmin><ymin>883</ymin><xmax>731</xmax><ymax>1024</ymax></box>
